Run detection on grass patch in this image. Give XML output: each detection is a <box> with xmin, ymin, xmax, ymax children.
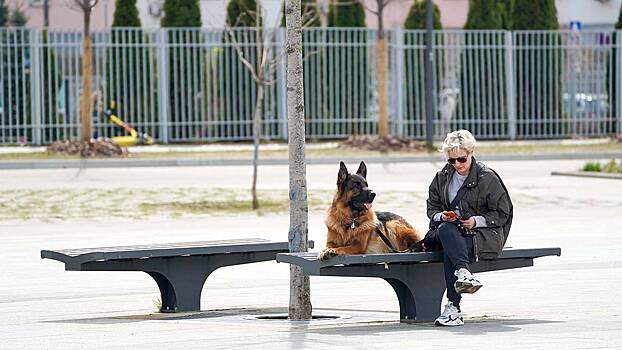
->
<box><xmin>582</xmin><ymin>159</ymin><xmax>622</xmax><ymax>173</ymax></box>
<box><xmin>0</xmin><ymin>186</ymin><xmax>428</xmax><ymax>221</ymax></box>
<box><xmin>582</xmin><ymin>161</ymin><xmax>602</xmax><ymax>172</ymax></box>
<box><xmin>0</xmin><ymin>187</ymin><xmax>332</xmax><ymax>221</ymax></box>
<box><xmin>140</xmin><ymin>199</ymin><xmax>287</xmax><ymax>215</ymax></box>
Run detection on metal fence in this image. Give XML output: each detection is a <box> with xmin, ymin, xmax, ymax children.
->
<box><xmin>0</xmin><ymin>27</ymin><xmax>620</xmax><ymax>145</ymax></box>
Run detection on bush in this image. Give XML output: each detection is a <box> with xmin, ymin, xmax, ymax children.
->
<box><xmin>327</xmin><ymin>0</ymin><xmax>365</xmax><ymax>27</ymax></box>
<box><xmin>161</xmin><ymin>0</ymin><xmax>202</xmax><ymax>141</ymax></box>
<box><xmin>582</xmin><ymin>161</ymin><xmax>602</xmax><ymax>172</ymax></box>
<box><xmin>404</xmin><ymin>0</ymin><xmax>441</xmax><ymax>30</ymax></box>
<box><xmin>112</xmin><ymin>0</ymin><xmax>141</xmax><ymax>27</ymax></box>
<box><xmin>106</xmin><ymin>1</ymin><xmax>152</xmax><ymax>139</ymax></box>
<box><xmin>611</xmin><ymin>5</ymin><xmax>622</xmax><ymax>135</ymax></box>
<box><xmin>460</xmin><ymin>0</ymin><xmax>507</xmax><ymax>136</ymax></box>
<box><xmin>40</xmin><ymin>30</ymin><xmax>63</xmax><ymax>142</ymax></box>
<box><xmin>583</xmin><ymin>159</ymin><xmax>622</xmax><ymax>173</ymax></box>
<box><xmin>0</xmin><ymin>29</ymin><xmax>29</xmax><ymax>143</ymax></box>
<box><xmin>218</xmin><ymin>0</ymin><xmax>264</xmax><ymax>140</ymax></box>
<box><xmin>511</xmin><ymin>0</ymin><xmax>559</xmax><ymax>137</ymax></box>
<box><xmin>161</xmin><ymin>0</ymin><xmax>201</xmax><ymax>27</ymax></box>
<box><xmin>326</xmin><ymin>0</ymin><xmax>368</xmax><ymax>135</ymax></box>
<box><xmin>465</xmin><ymin>0</ymin><xmax>503</xmax><ymax>29</ymax></box>
<box><xmin>512</xmin><ymin>0</ymin><xmax>557</xmax><ymax>30</ymax></box>
<box><xmin>498</xmin><ymin>0</ymin><xmax>514</xmax><ymax>29</ymax></box>
<box><xmin>402</xmin><ymin>0</ymin><xmax>442</xmax><ymax>137</ymax></box>
<box><xmin>0</xmin><ymin>1</ymin><xmax>8</xmax><ymax>26</ymax></box>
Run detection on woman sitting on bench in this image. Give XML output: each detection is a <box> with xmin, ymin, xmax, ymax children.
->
<box><xmin>421</xmin><ymin>129</ymin><xmax>513</xmax><ymax>327</ymax></box>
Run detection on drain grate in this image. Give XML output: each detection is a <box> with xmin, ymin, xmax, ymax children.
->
<box><xmin>245</xmin><ymin>313</ymin><xmax>348</xmax><ymax>321</ymax></box>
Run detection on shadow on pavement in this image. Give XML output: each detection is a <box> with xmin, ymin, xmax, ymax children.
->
<box><xmin>306</xmin><ymin>317</ymin><xmax>563</xmax><ymax>336</ymax></box>
<box><xmin>41</xmin><ymin>307</ymin><xmax>287</xmax><ymax>324</ymax></box>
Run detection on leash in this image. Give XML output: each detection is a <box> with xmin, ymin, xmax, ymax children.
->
<box><xmin>375</xmin><ymin>223</ymin><xmax>412</xmax><ymax>253</ymax></box>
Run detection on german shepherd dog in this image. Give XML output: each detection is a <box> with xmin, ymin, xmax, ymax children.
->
<box><xmin>318</xmin><ymin>161</ymin><xmax>424</xmax><ymax>260</ymax></box>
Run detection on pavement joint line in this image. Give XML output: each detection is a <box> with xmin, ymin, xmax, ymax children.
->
<box><xmin>551</xmin><ymin>171</ymin><xmax>622</xmax><ymax>180</ymax></box>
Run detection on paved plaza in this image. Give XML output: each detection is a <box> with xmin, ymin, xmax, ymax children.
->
<box><xmin>1</xmin><ymin>159</ymin><xmax>621</xmax><ymax>349</ymax></box>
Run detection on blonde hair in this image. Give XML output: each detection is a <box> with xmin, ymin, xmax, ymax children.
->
<box><xmin>441</xmin><ymin>129</ymin><xmax>476</xmax><ymax>156</ymax></box>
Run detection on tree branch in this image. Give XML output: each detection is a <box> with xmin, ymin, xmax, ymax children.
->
<box><xmin>225</xmin><ymin>28</ymin><xmax>261</xmax><ymax>83</ymax></box>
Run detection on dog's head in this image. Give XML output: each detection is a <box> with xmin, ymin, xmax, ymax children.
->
<box><xmin>336</xmin><ymin>161</ymin><xmax>376</xmax><ymax>212</ymax></box>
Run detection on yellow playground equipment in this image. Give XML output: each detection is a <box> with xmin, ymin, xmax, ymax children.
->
<box><xmin>105</xmin><ymin>101</ymin><xmax>155</xmax><ymax>147</ymax></box>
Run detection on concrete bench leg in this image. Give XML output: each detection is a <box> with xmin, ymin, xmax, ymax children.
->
<box><xmin>145</xmin><ymin>255</ymin><xmax>218</xmax><ymax>312</ymax></box>
<box><xmin>147</xmin><ymin>268</ymin><xmax>214</xmax><ymax>313</ymax></box>
<box><xmin>81</xmin><ymin>251</ymin><xmax>280</xmax><ymax>313</ymax></box>
<box><xmin>382</xmin><ymin>263</ymin><xmax>446</xmax><ymax>322</ymax></box>
<box><xmin>322</xmin><ymin>263</ymin><xmax>446</xmax><ymax>322</ymax></box>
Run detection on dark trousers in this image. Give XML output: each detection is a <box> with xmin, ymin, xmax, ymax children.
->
<box><xmin>425</xmin><ymin>222</ymin><xmax>475</xmax><ymax>306</ymax></box>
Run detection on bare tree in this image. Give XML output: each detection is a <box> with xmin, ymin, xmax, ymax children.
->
<box><xmin>362</xmin><ymin>0</ymin><xmax>394</xmax><ymax>138</ymax></box>
<box><xmin>225</xmin><ymin>3</ymin><xmax>319</xmax><ymax>210</ymax></box>
<box><xmin>285</xmin><ymin>0</ymin><xmax>312</xmax><ymax>320</ymax></box>
<box><xmin>73</xmin><ymin>0</ymin><xmax>99</xmax><ymax>143</ymax></box>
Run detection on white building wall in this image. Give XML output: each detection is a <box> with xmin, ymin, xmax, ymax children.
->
<box><xmin>556</xmin><ymin>0</ymin><xmax>622</xmax><ymax>28</ymax></box>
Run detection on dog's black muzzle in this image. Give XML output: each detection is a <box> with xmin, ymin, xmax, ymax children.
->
<box><xmin>349</xmin><ymin>190</ymin><xmax>376</xmax><ymax>211</ymax></box>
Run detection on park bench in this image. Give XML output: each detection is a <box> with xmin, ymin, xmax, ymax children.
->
<box><xmin>42</xmin><ymin>238</ymin><xmax>312</xmax><ymax>313</ymax></box>
<box><xmin>277</xmin><ymin>247</ymin><xmax>561</xmax><ymax>323</ymax></box>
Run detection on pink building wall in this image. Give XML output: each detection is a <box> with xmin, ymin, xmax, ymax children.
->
<box><xmin>5</xmin><ymin>0</ymin><xmax>115</xmax><ymax>30</ymax></box>
<box><xmin>4</xmin><ymin>0</ymin><xmax>621</xmax><ymax>30</ymax></box>
<box><xmin>363</xmin><ymin>0</ymin><xmax>470</xmax><ymax>29</ymax></box>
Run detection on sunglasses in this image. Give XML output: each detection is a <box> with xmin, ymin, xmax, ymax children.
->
<box><xmin>447</xmin><ymin>156</ymin><xmax>468</xmax><ymax>164</ymax></box>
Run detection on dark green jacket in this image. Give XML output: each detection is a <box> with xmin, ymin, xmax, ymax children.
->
<box><xmin>426</xmin><ymin>158</ymin><xmax>513</xmax><ymax>260</ymax></box>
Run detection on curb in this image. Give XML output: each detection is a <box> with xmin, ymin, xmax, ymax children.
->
<box><xmin>551</xmin><ymin>171</ymin><xmax>622</xmax><ymax>180</ymax></box>
<box><xmin>1</xmin><ymin>151</ymin><xmax>621</xmax><ymax>170</ymax></box>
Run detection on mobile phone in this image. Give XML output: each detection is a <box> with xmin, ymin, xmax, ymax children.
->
<box><xmin>442</xmin><ymin>211</ymin><xmax>459</xmax><ymax>219</ymax></box>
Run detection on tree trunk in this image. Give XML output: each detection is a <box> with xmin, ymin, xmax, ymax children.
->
<box><xmin>376</xmin><ymin>4</ymin><xmax>388</xmax><ymax>138</ymax></box>
<box><xmin>251</xmin><ymin>82</ymin><xmax>264</xmax><ymax>210</ymax></box>
<box><xmin>80</xmin><ymin>9</ymin><xmax>93</xmax><ymax>144</ymax></box>
<box><xmin>285</xmin><ymin>0</ymin><xmax>312</xmax><ymax>320</ymax></box>
<box><xmin>376</xmin><ymin>38</ymin><xmax>388</xmax><ymax>137</ymax></box>
<box><xmin>251</xmin><ymin>6</ymin><xmax>263</xmax><ymax>211</ymax></box>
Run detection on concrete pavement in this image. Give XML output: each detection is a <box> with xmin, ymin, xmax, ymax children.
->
<box><xmin>1</xmin><ymin>159</ymin><xmax>621</xmax><ymax>349</ymax></box>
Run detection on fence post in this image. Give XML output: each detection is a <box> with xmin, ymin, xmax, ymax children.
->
<box><xmin>276</xmin><ymin>27</ymin><xmax>288</xmax><ymax>140</ymax></box>
<box><xmin>156</xmin><ymin>29</ymin><xmax>170</xmax><ymax>144</ymax></box>
<box><xmin>505</xmin><ymin>31</ymin><xmax>517</xmax><ymax>140</ymax></box>
<box><xmin>393</xmin><ymin>27</ymin><xmax>404</xmax><ymax>138</ymax></box>
<box><xmin>30</xmin><ymin>29</ymin><xmax>43</xmax><ymax>145</ymax></box>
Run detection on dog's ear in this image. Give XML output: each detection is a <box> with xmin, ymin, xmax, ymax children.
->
<box><xmin>337</xmin><ymin>161</ymin><xmax>348</xmax><ymax>186</ymax></box>
<box><xmin>356</xmin><ymin>161</ymin><xmax>367</xmax><ymax>179</ymax></box>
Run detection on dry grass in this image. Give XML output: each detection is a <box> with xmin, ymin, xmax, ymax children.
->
<box><xmin>0</xmin><ymin>187</ymin><xmax>430</xmax><ymax>221</ymax></box>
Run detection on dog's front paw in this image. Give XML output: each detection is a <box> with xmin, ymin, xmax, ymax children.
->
<box><xmin>411</xmin><ymin>240</ymin><xmax>426</xmax><ymax>252</ymax></box>
<box><xmin>318</xmin><ymin>248</ymin><xmax>338</xmax><ymax>261</ymax></box>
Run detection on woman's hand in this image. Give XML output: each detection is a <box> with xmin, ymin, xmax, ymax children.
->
<box><xmin>460</xmin><ymin>217</ymin><xmax>476</xmax><ymax>229</ymax></box>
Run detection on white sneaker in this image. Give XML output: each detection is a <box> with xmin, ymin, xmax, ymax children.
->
<box><xmin>454</xmin><ymin>268</ymin><xmax>483</xmax><ymax>294</ymax></box>
<box><xmin>435</xmin><ymin>301</ymin><xmax>463</xmax><ymax>326</ymax></box>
